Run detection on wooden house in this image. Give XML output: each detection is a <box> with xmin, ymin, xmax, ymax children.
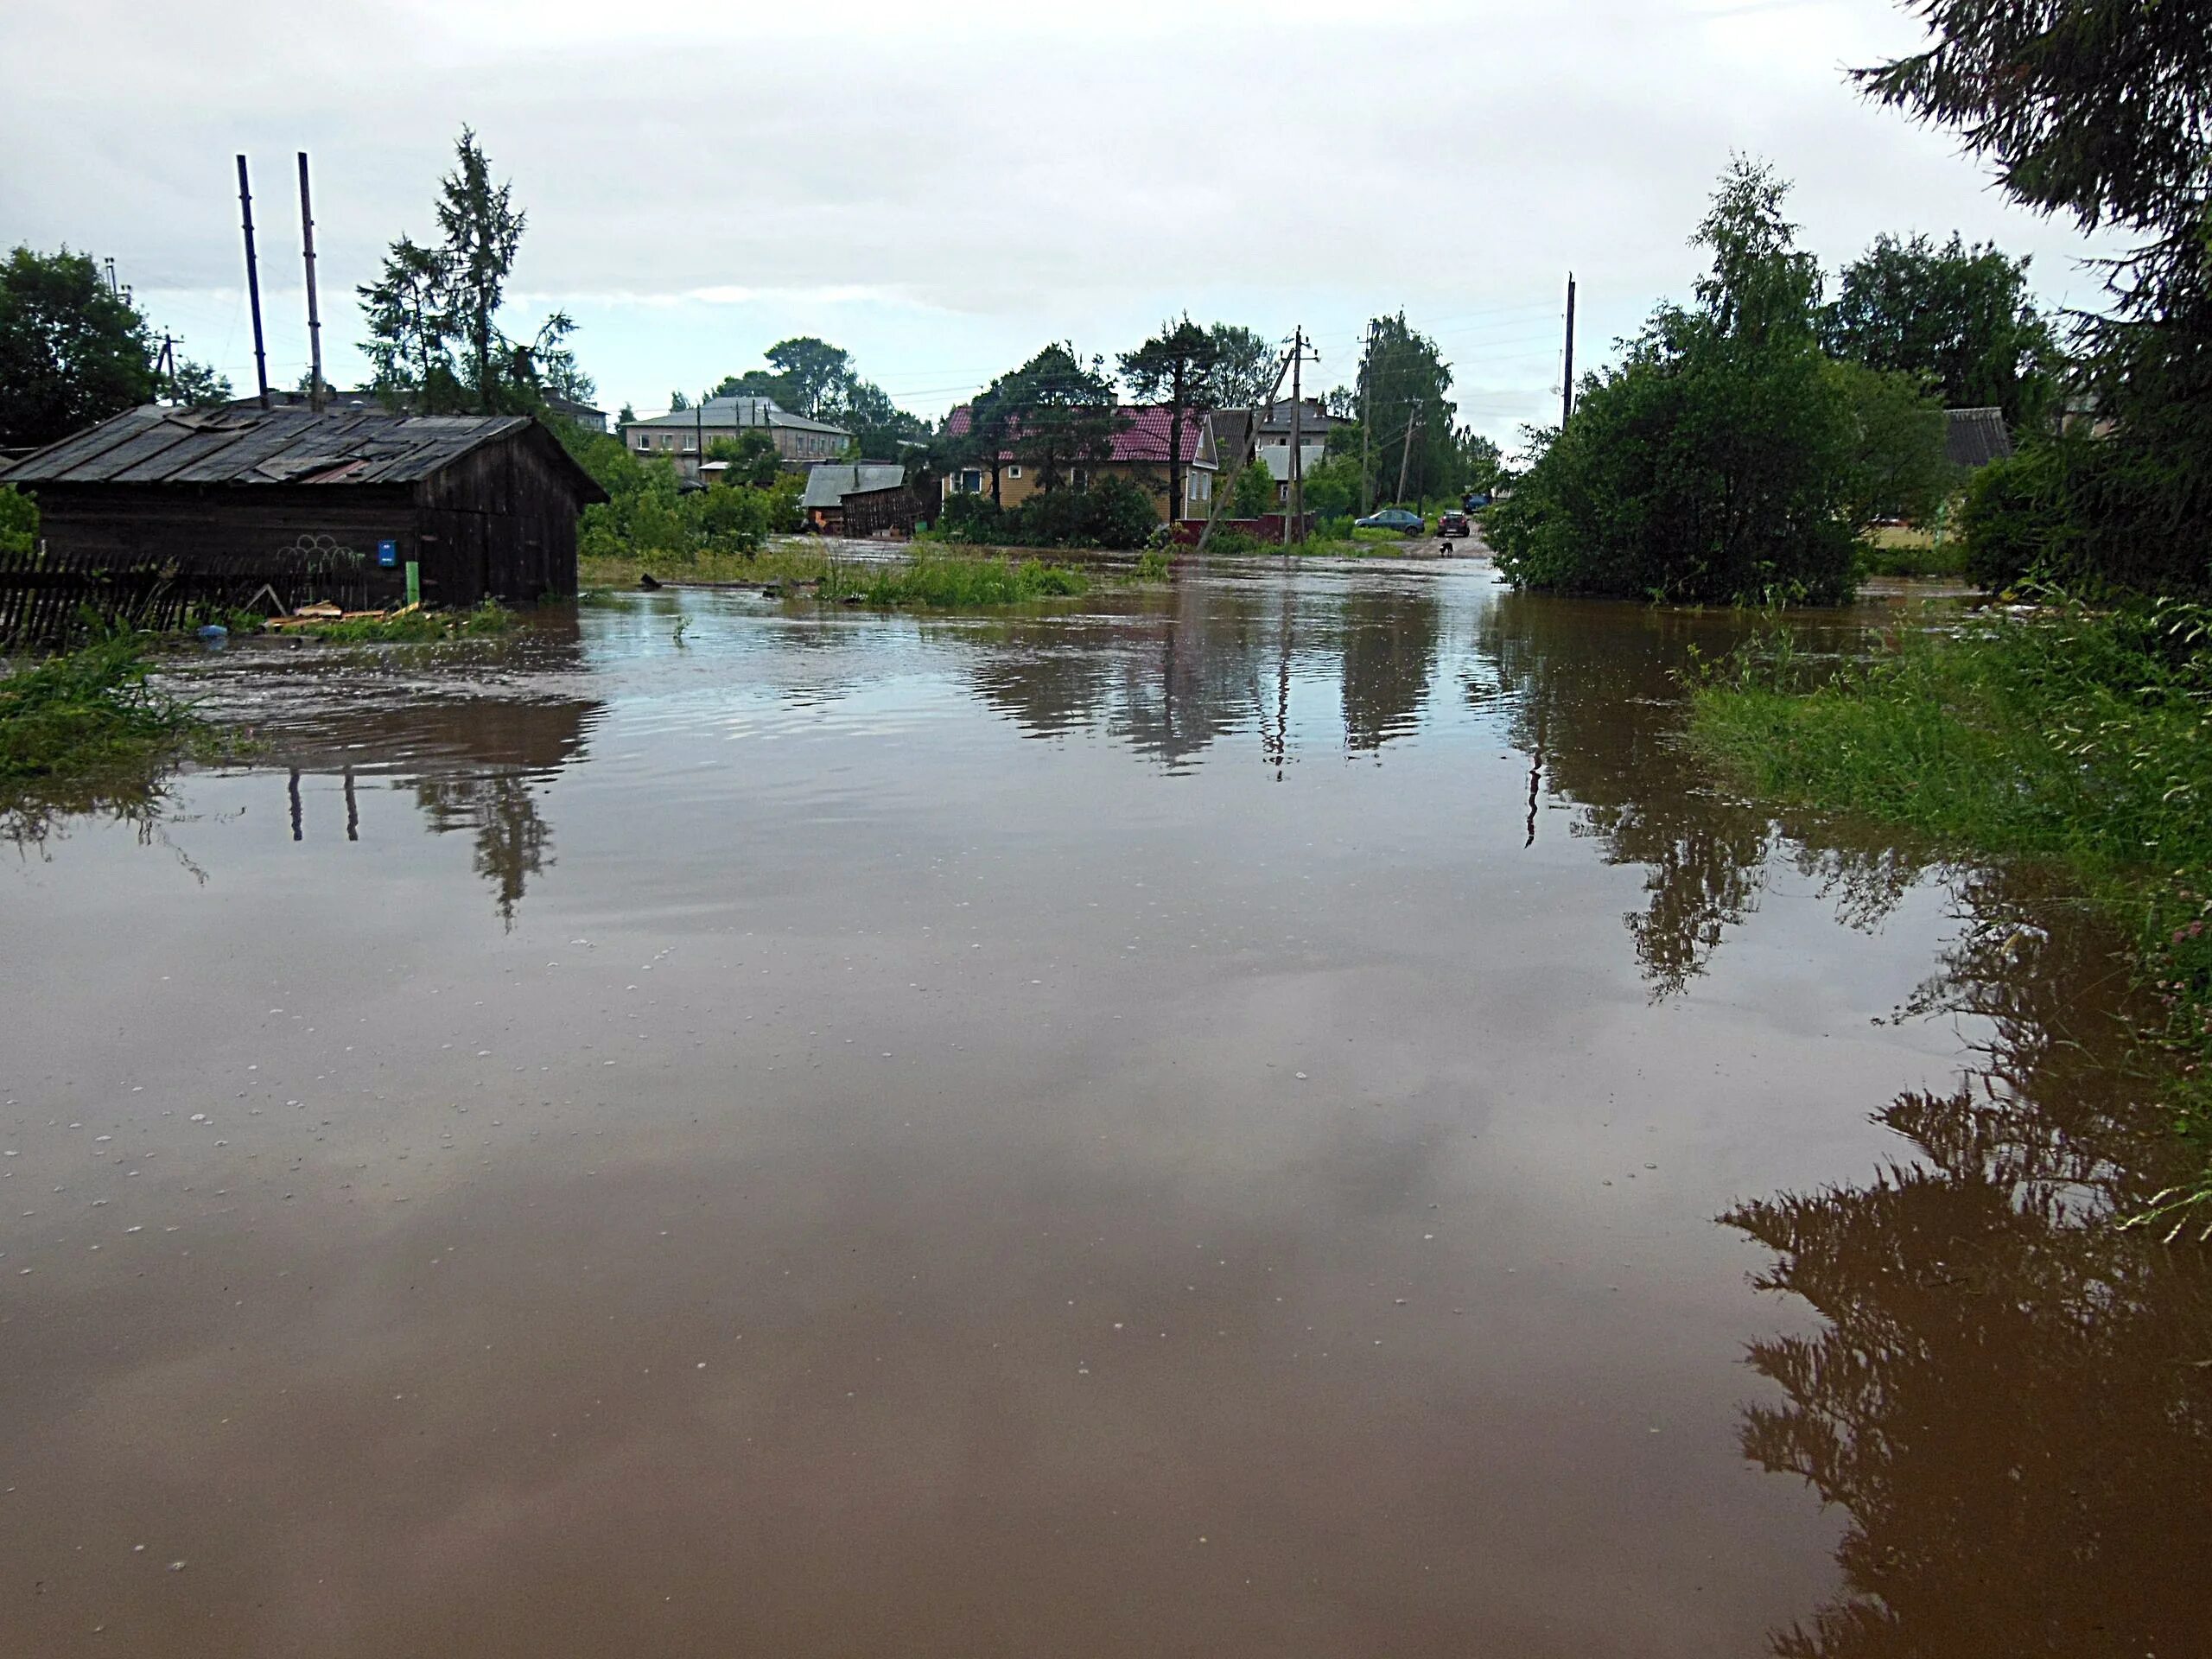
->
<box><xmin>0</xmin><ymin>404</ymin><xmax>607</xmax><ymax>608</ymax></box>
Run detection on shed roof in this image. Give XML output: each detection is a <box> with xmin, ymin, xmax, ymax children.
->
<box><xmin>0</xmin><ymin>404</ymin><xmax>607</xmax><ymax>501</ymax></box>
<box><xmin>801</xmin><ymin>462</ymin><xmax>908</xmax><ymax>510</ymax></box>
<box><xmin>1945</xmin><ymin>407</ymin><xmax>2014</xmax><ymax>470</ymax></box>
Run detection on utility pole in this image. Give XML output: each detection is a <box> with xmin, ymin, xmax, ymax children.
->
<box><xmin>158</xmin><ymin>334</ymin><xmax>178</xmax><ymax>402</ymax></box>
<box><xmin>1283</xmin><ymin>326</ymin><xmax>1309</xmax><ymax>548</ymax></box>
<box><xmin>1561</xmin><ymin>272</ymin><xmax>1577</xmax><ymax>431</ymax></box>
<box><xmin>236</xmin><ymin>155</ymin><xmax>270</xmax><ymax>410</ymax></box>
<box><xmin>1394</xmin><ymin>404</ymin><xmax>1421</xmax><ymax>507</ymax></box>
<box><xmin>1357</xmin><ymin>319</ymin><xmax>1375</xmax><ymax>514</ymax></box>
<box><xmin>297</xmin><ymin>152</ymin><xmax>325</xmax><ymax>413</ymax></box>
<box><xmin>1195</xmin><ymin>345</ymin><xmax>1294</xmax><ymax>554</ymax></box>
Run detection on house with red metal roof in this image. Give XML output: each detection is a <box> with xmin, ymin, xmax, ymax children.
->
<box><xmin>939</xmin><ymin>404</ymin><xmax>1219</xmax><ymax>522</ymax></box>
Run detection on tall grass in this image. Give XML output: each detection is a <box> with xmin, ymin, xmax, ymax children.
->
<box><xmin>1689</xmin><ymin>597</ymin><xmax>2212</xmax><ymax>1230</ymax></box>
<box><xmin>839</xmin><ymin>555</ymin><xmax>1086</xmax><ymax>607</ymax></box>
<box><xmin>0</xmin><ymin>636</ymin><xmax>201</xmax><ymax>785</ymax></box>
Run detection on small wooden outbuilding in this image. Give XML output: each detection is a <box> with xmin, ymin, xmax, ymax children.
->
<box><xmin>0</xmin><ymin>404</ymin><xmax>607</xmax><ymax>608</ymax></box>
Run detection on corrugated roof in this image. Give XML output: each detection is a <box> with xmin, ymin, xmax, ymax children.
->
<box><xmin>0</xmin><ymin>405</ymin><xmax>606</xmax><ymax>500</ymax></box>
<box><xmin>801</xmin><ymin>462</ymin><xmax>908</xmax><ymax>510</ymax></box>
<box><xmin>1945</xmin><ymin>407</ymin><xmax>2014</xmax><ymax>470</ymax></box>
<box><xmin>622</xmin><ymin>396</ymin><xmax>849</xmax><ymax>436</ymax></box>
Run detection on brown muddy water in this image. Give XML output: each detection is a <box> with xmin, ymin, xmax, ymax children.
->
<box><xmin>3</xmin><ymin>563</ymin><xmax>2206</xmax><ymax>1657</ymax></box>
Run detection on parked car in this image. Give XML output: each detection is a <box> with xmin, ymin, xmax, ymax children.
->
<box><xmin>1354</xmin><ymin>508</ymin><xmax>1425</xmax><ymax>536</ymax></box>
<box><xmin>1462</xmin><ymin>491</ymin><xmax>1492</xmax><ymax>511</ymax></box>
<box><xmin>1437</xmin><ymin>510</ymin><xmax>1471</xmax><ymax>539</ymax></box>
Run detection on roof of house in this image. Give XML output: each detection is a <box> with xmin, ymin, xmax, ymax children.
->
<box><xmin>1249</xmin><ymin>399</ymin><xmax>1340</xmax><ymax>440</ymax></box>
<box><xmin>1945</xmin><ymin>406</ymin><xmax>2014</xmax><ymax>469</ymax></box>
<box><xmin>942</xmin><ymin>404</ymin><xmax>1215</xmax><ymax>467</ymax></box>
<box><xmin>621</xmin><ymin>396</ymin><xmax>849</xmax><ymax>437</ymax></box>
<box><xmin>0</xmin><ymin>404</ymin><xmax>608</xmax><ymax>501</ymax></box>
<box><xmin>800</xmin><ymin>461</ymin><xmax>908</xmax><ymax>510</ymax></box>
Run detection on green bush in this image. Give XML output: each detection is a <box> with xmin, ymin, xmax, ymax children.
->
<box><xmin>1229</xmin><ymin>461</ymin><xmax>1276</xmax><ymax>518</ymax></box>
<box><xmin>1958</xmin><ymin>441</ymin><xmax>2084</xmax><ymax>594</ymax></box>
<box><xmin>935</xmin><ymin>492</ymin><xmax>1007</xmax><ymax>543</ymax></box>
<box><xmin>1490</xmin><ymin>320</ymin><xmax>1862</xmax><ymax>605</ymax></box>
<box><xmin>0</xmin><ymin>485</ymin><xmax>35</xmax><ymax>556</ymax></box>
<box><xmin>1076</xmin><ymin>474</ymin><xmax>1158</xmax><ymax>550</ymax></box>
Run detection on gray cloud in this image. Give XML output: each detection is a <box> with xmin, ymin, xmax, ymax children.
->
<box><xmin>3</xmin><ymin>0</ymin><xmax>2113</xmax><ymax>434</ymax></box>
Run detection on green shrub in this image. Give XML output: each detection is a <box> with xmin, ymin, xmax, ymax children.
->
<box><xmin>0</xmin><ymin>485</ymin><xmax>35</xmax><ymax>556</ymax></box>
<box><xmin>1229</xmin><ymin>461</ymin><xmax>1276</xmax><ymax>518</ymax></box>
<box><xmin>1077</xmin><ymin>474</ymin><xmax>1158</xmax><ymax>550</ymax></box>
<box><xmin>1958</xmin><ymin>441</ymin><xmax>2086</xmax><ymax>594</ymax></box>
<box><xmin>935</xmin><ymin>492</ymin><xmax>1007</xmax><ymax>543</ymax></box>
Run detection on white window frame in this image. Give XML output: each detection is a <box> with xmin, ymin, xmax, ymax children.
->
<box><xmin>1007</xmin><ymin>464</ymin><xmax>1021</xmax><ymax>479</ymax></box>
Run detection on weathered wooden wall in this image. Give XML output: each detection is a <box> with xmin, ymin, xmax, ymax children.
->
<box><xmin>412</xmin><ymin>431</ymin><xmax>582</xmax><ymax>601</ymax></box>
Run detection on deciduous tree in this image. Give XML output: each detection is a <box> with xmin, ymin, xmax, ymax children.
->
<box><xmin>1824</xmin><ymin>232</ymin><xmax>2056</xmax><ymax>429</ymax></box>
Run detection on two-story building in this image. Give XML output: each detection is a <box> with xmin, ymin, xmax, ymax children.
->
<box><xmin>1207</xmin><ymin>400</ymin><xmax>1345</xmax><ymax>505</ymax></box>
<box><xmin>619</xmin><ymin>397</ymin><xmax>851</xmax><ymax>483</ymax></box>
<box><xmin>940</xmin><ymin>404</ymin><xmax>1217</xmax><ymax>521</ymax></box>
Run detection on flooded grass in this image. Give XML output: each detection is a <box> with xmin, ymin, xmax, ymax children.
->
<box><xmin>276</xmin><ymin>599</ymin><xmax>517</xmax><ymax>643</ymax></box>
<box><xmin>839</xmin><ymin>552</ymin><xmax>1087</xmax><ymax>607</ymax></box>
<box><xmin>0</xmin><ymin>635</ymin><xmax>204</xmax><ymax>787</ymax></box>
<box><xmin>1689</xmin><ymin>601</ymin><xmax>2212</xmax><ymax>1224</ymax></box>
<box><xmin>582</xmin><ymin>543</ymin><xmax>1094</xmax><ymax>608</ymax></box>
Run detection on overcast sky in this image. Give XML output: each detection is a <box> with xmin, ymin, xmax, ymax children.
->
<box><xmin>4</xmin><ymin>0</ymin><xmax>2112</xmax><ymax>442</ymax></box>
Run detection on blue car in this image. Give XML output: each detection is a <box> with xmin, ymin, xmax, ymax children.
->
<box><xmin>1354</xmin><ymin>508</ymin><xmax>1425</xmax><ymax>535</ymax></box>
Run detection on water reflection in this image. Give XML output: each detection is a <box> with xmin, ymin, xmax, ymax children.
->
<box><xmin>1472</xmin><ymin>594</ymin><xmax>1783</xmax><ymax>994</ymax></box>
<box><xmin>951</xmin><ymin>573</ymin><xmax>1446</xmax><ymax>772</ymax></box>
<box><xmin>1726</xmin><ymin>874</ymin><xmax>2212</xmax><ymax>1656</ymax></box>
<box><xmin>1340</xmin><ymin>588</ymin><xmax>1441</xmax><ymax>753</ymax></box>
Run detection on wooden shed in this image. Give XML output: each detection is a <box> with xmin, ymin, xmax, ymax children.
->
<box><xmin>0</xmin><ymin>404</ymin><xmax>607</xmax><ymax>610</ymax></box>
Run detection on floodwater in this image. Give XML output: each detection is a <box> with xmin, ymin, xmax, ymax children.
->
<box><xmin>3</xmin><ymin>562</ymin><xmax>2205</xmax><ymax>1656</ymax></box>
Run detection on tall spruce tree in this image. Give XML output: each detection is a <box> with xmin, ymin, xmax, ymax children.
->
<box><xmin>1119</xmin><ymin>316</ymin><xmax>1221</xmax><ymax>524</ymax></box>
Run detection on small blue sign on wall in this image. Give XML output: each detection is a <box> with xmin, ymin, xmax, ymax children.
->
<box><xmin>377</xmin><ymin>539</ymin><xmax>398</xmax><ymax>568</ymax></box>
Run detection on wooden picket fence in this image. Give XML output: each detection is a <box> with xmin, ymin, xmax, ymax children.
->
<box><xmin>0</xmin><ymin>539</ymin><xmax>373</xmax><ymax>647</ymax></box>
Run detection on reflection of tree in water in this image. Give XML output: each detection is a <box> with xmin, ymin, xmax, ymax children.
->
<box><xmin>1474</xmin><ymin>593</ymin><xmax>1780</xmax><ymax>994</ymax></box>
<box><xmin>1340</xmin><ymin>589</ymin><xmax>1440</xmax><ymax>753</ymax></box>
<box><xmin>1727</xmin><ymin>872</ymin><xmax>2212</xmax><ymax>1657</ymax></box>
<box><xmin>275</xmin><ymin>694</ymin><xmax>596</xmax><ymax>928</ymax></box>
<box><xmin>1472</xmin><ymin>592</ymin><xmax>1924</xmax><ymax>995</ymax></box>
<box><xmin>410</xmin><ymin>769</ymin><xmax>553</xmax><ymax>929</ymax></box>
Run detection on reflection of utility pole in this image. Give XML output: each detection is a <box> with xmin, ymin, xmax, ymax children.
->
<box><xmin>1262</xmin><ymin>576</ymin><xmax>1294</xmax><ymax>781</ymax></box>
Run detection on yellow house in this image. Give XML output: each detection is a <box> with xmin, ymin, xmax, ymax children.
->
<box><xmin>940</xmin><ymin>404</ymin><xmax>1218</xmax><ymax>521</ymax></box>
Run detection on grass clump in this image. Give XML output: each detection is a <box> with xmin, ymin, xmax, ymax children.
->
<box><xmin>1688</xmin><ymin>596</ymin><xmax>2212</xmax><ymax>1229</ymax></box>
<box><xmin>836</xmin><ymin>554</ymin><xmax>1086</xmax><ymax>607</ymax></box>
<box><xmin>0</xmin><ymin>636</ymin><xmax>202</xmax><ymax>785</ymax></box>
<box><xmin>284</xmin><ymin>599</ymin><xmax>515</xmax><ymax>643</ymax></box>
